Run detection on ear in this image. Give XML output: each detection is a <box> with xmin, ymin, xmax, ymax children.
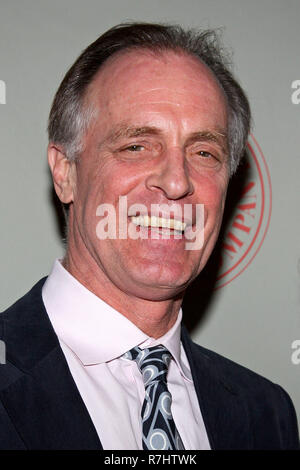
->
<box><xmin>47</xmin><ymin>144</ymin><xmax>76</xmax><ymax>204</ymax></box>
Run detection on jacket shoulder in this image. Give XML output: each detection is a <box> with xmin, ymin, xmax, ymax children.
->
<box><xmin>189</xmin><ymin>339</ymin><xmax>288</xmax><ymax>394</ymax></box>
<box><xmin>185</xmin><ymin>334</ymin><xmax>299</xmax><ymax>449</ymax></box>
<box><xmin>0</xmin><ymin>277</ymin><xmax>47</xmax><ymax>321</ymax></box>
<box><xmin>0</xmin><ymin>277</ymin><xmax>56</xmax><ymax>387</ymax></box>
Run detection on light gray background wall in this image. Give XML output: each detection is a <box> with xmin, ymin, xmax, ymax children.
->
<box><xmin>1</xmin><ymin>0</ymin><xmax>299</xmax><ymax>426</ymax></box>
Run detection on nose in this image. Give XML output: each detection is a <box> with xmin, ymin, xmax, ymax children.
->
<box><xmin>145</xmin><ymin>147</ymin><xmax>194</xmax><ymax>200</ymax></box>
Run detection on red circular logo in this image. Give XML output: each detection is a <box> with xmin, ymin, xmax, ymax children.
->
<box><xmin>215</xmin><ymin>134</ymin><xmax>272</xmax><ymax>289</ymax></box>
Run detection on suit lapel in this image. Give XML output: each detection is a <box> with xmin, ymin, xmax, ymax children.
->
<box><xmin>0</xmin><ymin>278</ymin><xmax>102</xmax><ymax>449</ymax></box>
<box><xmin>181</xmin><ymin>326</ymin><xmax>253</xmax><ymax>450</ymax></box>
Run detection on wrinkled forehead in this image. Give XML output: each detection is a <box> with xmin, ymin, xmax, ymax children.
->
<box><xmin>85</xmin><ymin>48</ymin><xmax>228</xmax><ymax>115</ymax></box>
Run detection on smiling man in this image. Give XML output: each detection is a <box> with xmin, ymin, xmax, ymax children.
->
<box><xmin>0</xmin><ymin>23</ymin><xmax>298</xmax><ymax>450</ymax></box>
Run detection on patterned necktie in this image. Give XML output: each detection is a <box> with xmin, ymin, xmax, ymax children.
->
<box><xmin>123</xmin><ymin>345</ymin><xmax>185</xmax><ymax>450</ymax></box>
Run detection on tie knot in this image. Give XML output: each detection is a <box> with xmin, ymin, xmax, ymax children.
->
<box><xmin>124</xmin><ymin>345</ymin><xmax>172</xmax><ymax>386</ymax></box>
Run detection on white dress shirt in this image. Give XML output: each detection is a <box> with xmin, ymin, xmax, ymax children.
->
<box><xmin>42</xmin><ymin>259</ymin><xmax>211</xmax><ymax>450</ymax></box>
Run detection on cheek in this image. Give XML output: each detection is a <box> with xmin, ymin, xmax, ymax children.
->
<box><xmin>197</xmin><ymin>176</ymin><xmax>227</xmax><ymax>220</ymax></box>
<box><xmin>74</xmin><ymin>156</ymin><xmax>148</xmax><ymax>232</ymax></box>
<box><xmin>195</xmin><ymin>177</ymin><xmax>228</xmax><ymax>245</ymax></box>
<box><xmin>97</xmin><ymin>156</ymin><xmax>153</xmax><ymax>203</ymax></box>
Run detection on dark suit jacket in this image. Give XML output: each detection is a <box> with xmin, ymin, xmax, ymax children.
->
<box><xmin>0</xmin><ymin>278</ymin><xmax>299</xmax><ymax>450</ymax></box>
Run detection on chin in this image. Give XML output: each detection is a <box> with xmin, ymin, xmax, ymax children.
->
<box><xmin>124</xmin><ymin>265</ymin><xmax>194</xmax><ymax>299</ymax></box>
<box><xmin>128</xmin><ymin>281</ymin><xmax>186</xmax><ymax>302</ymax></box>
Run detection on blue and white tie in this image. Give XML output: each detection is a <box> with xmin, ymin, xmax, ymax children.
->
<box><xmin>123</xmin><ymin>345</ymin><xmax>185</xmax><ymax>450</ymax></box>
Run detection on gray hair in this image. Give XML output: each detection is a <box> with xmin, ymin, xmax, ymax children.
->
<box><xmin>48</xmin><ymin>22</ymin><xmax>251</xmax><ymax>175</ymax></box>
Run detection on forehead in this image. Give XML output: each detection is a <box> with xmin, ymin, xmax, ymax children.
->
<box><xmin>85</xmin><ymin>48</ymin><xmax>228</xmax><ymax>128</ymax></box>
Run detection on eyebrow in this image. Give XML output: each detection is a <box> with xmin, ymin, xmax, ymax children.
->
<box><xmin>99</xmin><ymin>124</ymin><xmax>228</xmax><ymax>154</ymax></box>
<box><xmin>99</xmin><ymin>125</ymin><xmax>163</xmax><ymax>147</ymax></box>
<box><xmin>184</xmin><ymin>130</ymin><xmax>228</xmax><ymax>155</ymax></box>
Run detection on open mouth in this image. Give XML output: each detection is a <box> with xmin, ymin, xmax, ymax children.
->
<box><xmin>129</xmin><ymin>215</ymin><xmax>187</xmax><ymax>235</ymax></box>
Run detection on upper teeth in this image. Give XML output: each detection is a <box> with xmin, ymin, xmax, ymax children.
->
<box><xmin>130</xmin><ymin>215</ymin><xmax>186</xmax><ymax>231</ymax></box>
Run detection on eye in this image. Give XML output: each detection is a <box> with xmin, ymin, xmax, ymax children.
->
<box><xmin>188</xmin><ymin>146</ymin><xmax>223</xmax><ymax>170</ymax></box>
<box><xmin>197</xmin><ymin>150</ymin><xmax>213</xmax><ymax>158</ymax></box>
<box><xmin>124</xmin><ymin>144</ymin><xmax>144</xmax><ymax>152</ymax></box>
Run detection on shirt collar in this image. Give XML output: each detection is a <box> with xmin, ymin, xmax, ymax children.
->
<box><xmin>42</xmin><ymin>259</ymin><xmax>192</xmax><ymax>381</ymax></box>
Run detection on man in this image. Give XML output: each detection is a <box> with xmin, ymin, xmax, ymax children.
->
<box><xmin>0</xmin><ymin>22</ymin><xmax>298</xmax><ymax>450</ymax></box>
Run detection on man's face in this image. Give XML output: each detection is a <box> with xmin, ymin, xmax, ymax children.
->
<box><xmin>68</xmin><ymin>50</ymin><xmax>229</xmax><ymax>300</ymax></box>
